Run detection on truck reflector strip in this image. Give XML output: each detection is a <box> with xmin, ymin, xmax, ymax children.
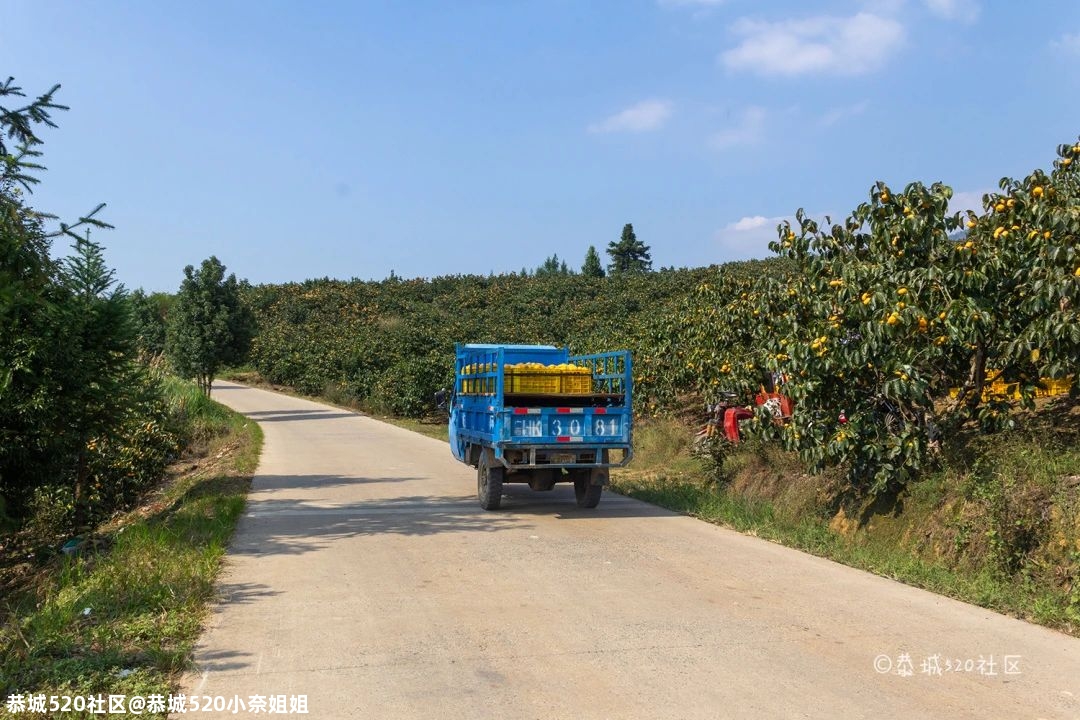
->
<box><xmin>513</xmin><ymin>408</ymin><xmax>542</xmax><ymax>414</ymax></box>
<box><xmin>594</xmin><ymin>408</ymin><xmax>607</xmax><ymax>414</ymax></box>
<box><xmin>556</xmin><ymin>436</ymin><xmax>584</xmax><ymax>443</ymax></box>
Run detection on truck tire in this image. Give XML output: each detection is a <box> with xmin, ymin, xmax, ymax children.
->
<box><xmin>477</xmin><ymin>454</ymin><xmax>504</xmax><ymax>510</ymax></box>
<box><xmin>573</xmin><ymin>470</ymin><xmax>603</xmax><ymax>509</ymax></box>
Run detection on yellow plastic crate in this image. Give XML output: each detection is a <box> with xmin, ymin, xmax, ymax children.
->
<box><xmin>505</xmin><ymin>370</ymin><xmax>559</xmax><ymax>394</ymax></box>
<box><xmin>561</xmin><ymin>370</ymin><xmax>592</xmax><ymax>394</ymax></box>
<box><xmin>502</xmin><ymin>363</ymin><xmax>594</xmax><ymax>395</ymax></box>
<box><xmin>1036</xmin><ymin>377</ymin><xmax>1074</xmax><ymax>397</ymax></box>
<box><xmin>949</xmin><ymin>375</ymin><xmax>1074</xmax><ymax>401</ymax></box>
<box><xmin>985</xmin><ymin>382</ymin><xmax>1020</xmax><ymax>400</ymax></box>
<box><xmin>1049</xmin><ymin>377</ymin><xmax>1074</xmax><ymax>395</ymax></box>
<box><xmin>461</xmin><ymin>362</ymin><xmax>498</xmax><ymax>394</ymax></box>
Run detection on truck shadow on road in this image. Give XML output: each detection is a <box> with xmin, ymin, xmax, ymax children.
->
<box><xmin>227</xmin><ymin>494</ymin><xmax>527</xmax><ymax>557</ymax></box>
<box><xmin>495</xmin><ymin>485</ymin><xmax>681</xmax><ymax>520</ymax></box>
<box><xmin>225</xmin><ymin>486</ymin><xmax>677</xmax><ymax>558</ymax></box>
<box><xmin>498</xmin><ymin>504</ymin><xmax>680</xmax><ymax>520</ymax></box>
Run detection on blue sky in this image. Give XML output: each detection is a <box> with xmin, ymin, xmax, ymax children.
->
<box><xmin>5</xmin><ymin>0</ymin><xmax>1080</xmax><ymax>291</ymax></box>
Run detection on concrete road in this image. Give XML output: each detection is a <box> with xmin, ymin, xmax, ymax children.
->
<box><xmin>182</xmin><ymin>381</ymin><xmax>1080</xmax><ymax>719</ymax></box>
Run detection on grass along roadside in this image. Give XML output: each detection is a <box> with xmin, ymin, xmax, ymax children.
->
<box><xmin>380</xmin><ymin>416</ymin><xmax>450</xmax><ymax>442</ymax></box>
<box><xmin>0</xmin><ymin>379</ymin><xmax>263</xmax><ymax>717</ymax></box>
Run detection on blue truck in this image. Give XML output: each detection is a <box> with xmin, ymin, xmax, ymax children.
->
<box><xmin>445</xmin><ymin>344</ymin><xmax>633</xmax><ymax>510</ymax></box>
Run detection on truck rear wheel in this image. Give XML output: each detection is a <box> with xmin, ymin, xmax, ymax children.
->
<box><xmin>573</xmin><ymin>470</ymin><xmax>603</xmax><ymax>509</ymax></box>
<box><xmin>477</xmin><ymin>454</ymin><xmax>504</xmax><ymax>510</ymax></box>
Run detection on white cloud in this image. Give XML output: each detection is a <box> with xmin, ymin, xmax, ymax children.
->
<box><xmin>729</xmin><ymin>215</ymin><xmax>770</xmax><ymax>231</ymax></box>
<box><xmin>924</xmin><ymin>0</ymin><xmax>980</xmax><ymax>23</ymax></box>
<box><xmin>721</xmin><ymin>13</ymin><xmax>905</xmax><ymax>77</ymax></box>
<box><xmin>588</xmin><ymin>99</ymin><xmax>673</xmax><ymax>134</ymax></box>
<box><xmin>949</xmin><ymin>188</ymin><xmax>992</xmax><ymax>215</ymax></box>
<box><xmin>715</xmin><ymin>215</ymin><xmax>791</xmax><ymax>259</ymax></box>
<box><xmin>709</xmin><ymin>106</ymin><xmax>766</xmax><ymax>150</ymax></box>
<box><xmin>819</xmin><ymin>101</ymin><xmax>869</xmax><ymax>127</ymax></box>
<box><xmin>1051</xmin><ymin>32</ymin><xmax>1080</xmax><ymax>55</ymax></box>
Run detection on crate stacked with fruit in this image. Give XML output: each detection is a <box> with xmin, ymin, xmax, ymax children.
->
<box><xmin>504</xmin><ymin>362</ymin><xmax>593</xmax><ymax>395</ymax></box>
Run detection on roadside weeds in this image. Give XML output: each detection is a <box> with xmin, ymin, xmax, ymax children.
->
<box><xmin>0</xmin><ymin>384</ymin><xmax>262</xmax><ymax>718</ymax></box>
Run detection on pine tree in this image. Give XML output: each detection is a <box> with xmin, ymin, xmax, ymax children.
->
<box><xmin>535</xmin><ymin>254</ymin><xmax>574</xmax><ymax>277</ymax></box>
<box><xmin>166</xmin><ymin>257</ymin><xmax>254</xmax><ymax>395</ymax></box>
<box><xmin>581</xmin><ymin>246</ymin><xmax>605</xmax><ymax>278</ymax></box>
<box><xmin>0</xmin><ymin>78</ymin><xmax>115</xmax><ymax>524</ymax></box>
<box><xmin>0</xmin><ymin>172</ymin><xmax>61</xmax><ymax>524</ymax></box>
<box><xmin>58</xmin><ymin>232</ymin><xmax>147</xmax><ymax>527</ymax></box>
<box><xmin>606</xmin><ymin>223</ymin><xmax>652</xmax><ymax>275</ymax></box>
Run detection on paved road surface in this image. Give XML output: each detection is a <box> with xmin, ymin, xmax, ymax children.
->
<box><xmin>181</xmin><ymin>381</ymin><xmax>1080</xmax><ymax>719</ymax></box>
